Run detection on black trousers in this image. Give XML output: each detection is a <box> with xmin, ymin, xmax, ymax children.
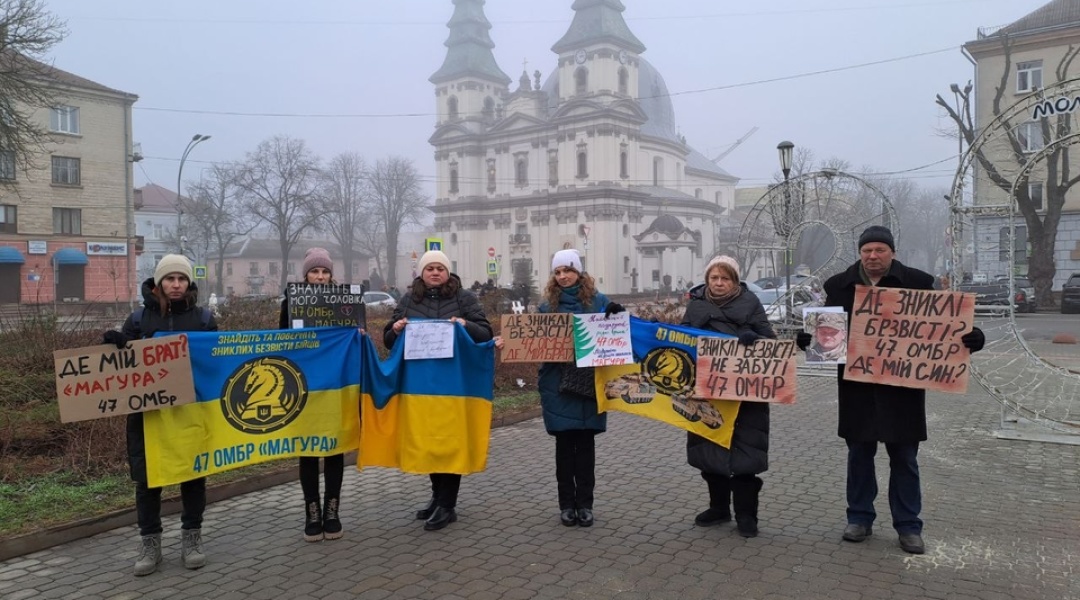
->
<box><xmin>554</xmin><ymin>430</ymin><xmax>596</xmax><ymax>510</ymax></box>
<box><xmin>135</xmin><ymin>478</ymin><xmax>206</xmax><ymax>536</ymax></box>
<box><xmin>701</xmin><ymin>472</ymin><xmax>761</xmax><ymax>519</ymax></box>
<box><xmin>429</xmin><ymin>473</ymin><xmax>462</xmax><ymax>509</ymax></box>
<box><xmin>299</xmin><ymin>453</ymin><xmax>345</xmax><ymax>503</ymax></box>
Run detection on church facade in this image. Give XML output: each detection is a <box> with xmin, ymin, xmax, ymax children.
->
<box><xmin>429</xmin><ymin>0</ymin><xmax>738</xmax><ymax>293</ymax></box>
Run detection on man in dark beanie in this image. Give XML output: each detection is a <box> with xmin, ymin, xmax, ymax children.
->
<box><xmin>797</xmin><ymin>226</ymin><xmax>985</xmax><ymax>555</ymax></box>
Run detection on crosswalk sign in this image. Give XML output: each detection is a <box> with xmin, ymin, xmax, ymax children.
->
<box><xmin>425</xmin><ymin>238</ymin><xmax>443</xmax><ymax>252</ymax></box>
<box><xmin>194</xmin><ymin>265</ymin><xmax>207</xmax><ymax>279</ymax></box>
<box><xmin>486</xmin><ymin>259</ymin><xmax>498</xmax><ymax>276</ymax></box>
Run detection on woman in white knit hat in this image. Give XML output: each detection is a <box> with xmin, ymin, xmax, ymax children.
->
<box><xmin>536</xmin><ymin>248</ymin><xmax>623</xmax><ymax>528</ymax></box>
<box><xmin>102</xmin><ymin>253</ymin><xmax>217</xmax><ymax>576</ymax></box>
<box><xmin>681</xmin><ymin>254</ymin><xmax>774</xmax><ymax>538</ymax></box>
<box><xmin>383</xmin><ymin>249</ymin><xmax>493</xmax><ymax>531</ymax></box>
<box><xmin>278</xmin><ymin>247</ymin><xmax>347</xmax><ymax>543</ymax></box>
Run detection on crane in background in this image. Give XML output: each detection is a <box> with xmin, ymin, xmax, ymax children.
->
<box><xmin>710</xmin><ymin>126</ymin><xmax>759</xmax><ymax>163</ymax></box>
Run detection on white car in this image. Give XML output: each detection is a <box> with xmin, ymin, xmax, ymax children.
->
<box><xmin>363</xmin><ymin>291</ymin><xmax>397</xmax><ymax>307</ymax></box>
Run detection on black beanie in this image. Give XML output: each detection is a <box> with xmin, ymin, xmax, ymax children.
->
<box><xmin>858</xmin><ymin>225</ymin><xmax>895</xmax><ymax>252</ymax></box>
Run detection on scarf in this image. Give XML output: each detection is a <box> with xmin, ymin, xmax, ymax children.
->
<box><xmin>705</xmin><ymin>282</ymin><xmax>742</xmax><ymax>306</ymax></box>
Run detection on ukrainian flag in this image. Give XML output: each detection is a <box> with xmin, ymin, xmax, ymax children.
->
<box><xmin>595</xmin><ymin>317</ymin><xmax>740</xmax><ymax>449</ymax></box>
<box><xmin>144</xmin><ymin>327</ymin><xmax>361</xmax><ymax>488</ymax></box>
<box><xmin>359</xmin><ymin>325</ymin><xmax>495</xmax><ymax>474</ymax></box>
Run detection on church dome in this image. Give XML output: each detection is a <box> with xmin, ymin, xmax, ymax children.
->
<box><xmin>645</xmin><ymin>214</ymin><xmax>686</xmax><ymax>236</ymax></box>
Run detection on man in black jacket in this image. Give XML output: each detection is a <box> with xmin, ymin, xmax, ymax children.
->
<box><xmin>799</xmin><ymin>226</ymin><xmax>985</xmax><ymax>555</ymax></box>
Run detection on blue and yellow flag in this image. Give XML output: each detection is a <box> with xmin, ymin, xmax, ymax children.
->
<box><xmin>595</xmin><ymin>317</ymin><xmax>740</xmax><ymax>448</ymax></box>
<box><xmin>359</xmin><ymin>325</ymin><xmax>495</xmax><ymax>474</ymax></box>
<box><xmin>144</xmin><ymin>327</ymin><xmax>361</xmax><ymax>487</ymax></box>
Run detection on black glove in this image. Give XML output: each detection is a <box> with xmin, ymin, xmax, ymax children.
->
<box><xmin>961</xmin><ymin>327</ymin><xmax>985</xmax><ymax>353</ymax></box>
<box><xmin>604</xmin><ymin>302</ymin><xmax>625</xmax><ymax>318</ymax></box>
<box><xmin>796</xmin><ymin>332</ymin><xmax>813</xmax><ymax>351</ymax></box>
<box><xmin>103</xmin><ymin>330</ymin><xmax>131</xmax><ymax>349</ymax></box>
<box><xmin>738</xmin><ymin>331</ymin><xmax>761</xmax><ymax>346</ymax></box>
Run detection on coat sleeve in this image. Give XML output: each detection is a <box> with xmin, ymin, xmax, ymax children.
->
<box><xmin>383</xmin><ymin>298</ymin><xmax>409</xmax><ymax>348</ymax></box>
<box><xmin>120</xmin><ymin>312</ymin><xmax>141</xmax><ymax>340</ymax></box>
<box><xmin>205</xmin><ymin>312</ymin><xmax>220</xmax><ymax>332</ymax></box>
<box><xmin>458</xmin><ymin>291</ymin><xmax>493</xmax><ymax>343</ymax></box>
<box><xmin>278</xmin><ymin>298</ymin><xmax>289</xmax><ymax>330</ymax></box>
<box><xmin>743</xmin><ymin>296</ymin><xmax>777</xmax><ymax>339</ymax></box>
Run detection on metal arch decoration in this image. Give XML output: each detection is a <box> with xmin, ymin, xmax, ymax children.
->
<box><xmin>948</xmin><ymin>76</ymin><xmax>1080</xmax><ymax>434</ymax></box>
<box><xmin>736</xmin><ymin>170</ymin><xmax>898</xmax><ymax>332</ymax></box>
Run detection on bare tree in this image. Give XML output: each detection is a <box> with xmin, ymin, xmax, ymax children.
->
<box><xmin>355</xmin><ymin>205</ymin><xmax>386</xmax><ymax>284</ymax></box>
<box><xmin>366</xmin><ymin>156</ymin><xmax>430</xmax><ymax>286</ymax></box>
<box><xmin>234</xmin><ymin>135</ymin><xmax>323</xmax><ymax>289</ymax></box>
<box><xmin>318</xmin><ymin>152</ymin><xmax>369</xmax><ymax>284</ymax></box>
<box><xmin>0</xmin><ymin>0</ymin><xmax>67</xmax><ymax>175</ymax></box>
<box><xmin>936</xmin><ymin>36</ymin><xmax>1080</xmax><ymax>307</ymax></box>
<box><xmin>183</xmin><ymin>163</ymin><xmax>254</xmax><ymax>296</ymax></box>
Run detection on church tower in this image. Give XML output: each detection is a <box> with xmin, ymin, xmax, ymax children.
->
<box><xmin>551</xmin><ymin>0</ymin><xmax>646</xmax><ymax>103</ymax></box>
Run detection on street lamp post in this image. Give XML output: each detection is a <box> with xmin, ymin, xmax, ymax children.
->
<box><xmin>176</xmin><ymin>134</ymin><xmax>211</xmax><ymax>254</ymax></box>
<box><xmin>776</xmin><ymin>141</ymin><xmax>795</xmax><ymax>294</ymax></box>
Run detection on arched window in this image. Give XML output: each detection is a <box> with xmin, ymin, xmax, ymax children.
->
<box><xmin>618</xmin><ymin>68</ymin><xmax>628</xmax><ymax>95</ymax></box>
<box><xmin>482</xmin><ymin>97</ymin><xmax>495</xmax><ymax>120</ymax></box>
<box><xmin>715</xmin><ymin>191</ymin><xmax>722</xmax><ymax>204</ymax></box>
<box><xmin>447</xmin><ymin>96</ymin><xmax>459</xmax><ymax>120</ymax></box>
<box><xmin>620</xmin><ymin>152</ymin><xmax>628</xmax><ymax>179</ymax></box>
<box><xmin>695</xmin><ymin>188</ymin><xmax>703</xmax><ymax>199</ymax></box>
<box><xmin>449</xmin><ymin>169</ymin><xmax>459</xmax><ymax>194</ymax></box>
<box><xmin>577</xmin><ymin>151</ymin><xmax>588</xmax><ymax>178</ymax></box>
<box><xmin>653</xmin><ymin>157</ymin><xmax>663</xmax><ymax>186</ymax></box>
<box><xmin>487</xmin><ymin>159</ymin><xmax>497</xmax><ymax>192</ymax></box>
<box><xmin>575</xmin><ymin>67</ymin><xmax>588</xmax><ymax>95</ymax></box>
<box><xmin>516</xmin><ymin>158</ymin><xmax>528</xmax><ymax>186</ymax></box>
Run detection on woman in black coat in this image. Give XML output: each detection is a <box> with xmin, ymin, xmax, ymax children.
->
<box><xmin>680</xmin><ymin>255</ymin><xmax>774</xmax><ymax>537</ymax></box>
<box><xmin>103</xmin><ymin>254</ymin><xmax>218</xmax><ymax>576</ymax></box>
<box><xmin>383</xmin><ymin>250</ymin><xmax>492</xmax><ymax>531</ymax></box>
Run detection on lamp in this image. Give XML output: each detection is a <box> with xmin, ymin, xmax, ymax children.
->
<box><xmin>776</xmin><ymin>140</ymin><xmax>796</xmax><ymax>298</ymax></box>
<box><xmin>176</xmin><ymin>134</ymin><xmax>211</xmax><ymax>254</ymax></box>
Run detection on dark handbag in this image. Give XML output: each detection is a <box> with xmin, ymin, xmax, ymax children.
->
<box><xmin>559</xmin><ymin>364</ymin><xmax>597</xmax><ymax>400</ymax></box>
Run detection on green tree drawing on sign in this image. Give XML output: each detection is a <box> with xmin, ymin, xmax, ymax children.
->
<box><xmin>573</xmin><ymin>317</ymin><xmax>595</xmax><ymax>361</ymax></box>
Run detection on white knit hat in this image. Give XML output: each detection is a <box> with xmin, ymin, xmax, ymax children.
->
<box><xmin>551</xmin><ymin>249</ymin><xmax>582</xmax><ymax>273</ymax></box>
<box><xmin>703</xmin><ymin>255</ymin><xmax>740</xmax><ymax>282</ymax></box>
<box><xmin>418</xmin><ymin>250</ymin><xmax>451</xmax><ymax>273</ymax></box>
<box><xmin>154</xmin><ymin>254</ymin><xmax>193</xmax><ymax>287</ymax></box>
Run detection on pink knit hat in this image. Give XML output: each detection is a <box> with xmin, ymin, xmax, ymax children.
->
<box><xmin>703</xmin><ymin>255</ymin><xmax>740</xmax><ymax>282</ymax></box>
<box><xmin>303</xmin><ymin>247</ymin><xmax>333</xmax><ymax>276</ymax></box>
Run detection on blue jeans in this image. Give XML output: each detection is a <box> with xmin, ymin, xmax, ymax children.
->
<box><xmin>845</xmin><ymin>440</ymin><xmax>922</xmax><ymax>534</ymax></box>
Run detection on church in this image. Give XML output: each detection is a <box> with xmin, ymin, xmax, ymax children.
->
<box><xmin>428</xmin><ymin>0</ymin><xmax>738</xmax><ymax>294</ymax></box>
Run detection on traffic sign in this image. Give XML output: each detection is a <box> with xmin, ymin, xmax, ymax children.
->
<box><xmin>425</xmin><ymin>238</ymin><xmax>443</xmax><ymax>252</ymax></box>
<box><xmin>487</xmin><ymin>246</ymin><xmax>496</xmax><ymax>257</ymax></box>
<box><xmin>486</xmin><ymin>259</ymin><xmax>498</xmax><ymax>275</ymax></box>
<box><xmin>193</xmin><ymin>266</ymin><xmax>207</xmax><ymax>279</ymax></box>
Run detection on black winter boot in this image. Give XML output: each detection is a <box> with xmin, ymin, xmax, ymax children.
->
<box><xmin>696</xmin><ymin>473</ymin><xmax>732</xmax><ymax>526</ymax></box>
<box><xmin>732</xmin><ymin>476</ymin><xmax>762</xmax><ymax>538</ymax></box>
<box><xmin>304</xmin><ymin>499</ymin><xmax>323</xmax><ymax>542</ymax></box>
<box><xmin>323</xmin><ymin>497</ymin><xmax>343</xmax><ymax>540</ymax></box>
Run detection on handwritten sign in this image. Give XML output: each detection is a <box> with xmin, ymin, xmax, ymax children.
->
<box><xmin>404</xmin><ymin>321</ymin><xmax>455</xmax><ymax>360</ymax></box>
<box><xmin>845</xmin><ymin>286</ymin><xmax>976</xmax><ymax>394</ymax></box>
<box><xmin>498</xmin><ymin>313</ymin><xmax>573</xmax><ymax>363</ymax></box>
<box><xmin>694</xmin><ymin>337</ymin><xmax>797</xmax><ymax>404</ymax></box>
<box><xmin>573</xmin><ymin>312</ymin><xmax>633</xmax><ymax>367</ymax></box>
<box><xmin>54</xmin><ymin>336</ymin><xmax>196</xmax><ymax>422</ymax></box>
<box><xmin>286</xmin><ymin>283</ymin><xmax>366</xmax><ymax>330</ymax></box>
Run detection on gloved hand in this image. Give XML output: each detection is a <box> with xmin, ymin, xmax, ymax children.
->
<box><xmin>961</xmin><ymin>327</ymin><xmax>985</xmax><ymax>353</ymax></box>
<box><xmin>796</xmin><ymin>332</ymin><xmax>813</xmax><ymax>350</ymax></box>
<box><xmin>103</xmin><ymin>330</ymin><xmax>131</xmax><ymax>349</ymax></box>
<box><xmin>604</xmin><ymin>302</ymin><xmax>625</xmax><ymax>318</ymax></box>
<box><xmin>738</xmin><ymin>331</ymin><xmax>761</xmax><ymax>346</ymax></box>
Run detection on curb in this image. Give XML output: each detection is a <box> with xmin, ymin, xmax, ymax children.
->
<box><xmin>0</xmin><ymin>407</ymin><xmax>542</xmax><ymax>562</ymax></box>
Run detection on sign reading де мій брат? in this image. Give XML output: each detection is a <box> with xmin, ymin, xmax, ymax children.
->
<box><xmin>845</xmin><ymin>286</ymin><xmax>976</xmax><ymax>394</ymax></box>
<box><xmin>286</xmin><ymin>283</ymin><xmax>367</xmax><ymax>330</ymax></box>
<box><xmin>54</xmin><ymin>336</ymin><xmax>196</xmax><ymax>422</ymax></box>
<box><xmin>694</xmin><ymin>337</ymin><xmax>797</xmax><ymax>404</ymax></box>
<box><xmin>499</xmin><ymin>313</ymin><xmax>573</xmax><ymax>363</ymax></box>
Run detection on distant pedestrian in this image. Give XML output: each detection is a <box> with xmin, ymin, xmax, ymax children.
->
<box><xmin>103</xmin><ymin>254</ymin><xmax>217</xmax><ymax>576</ymax></box>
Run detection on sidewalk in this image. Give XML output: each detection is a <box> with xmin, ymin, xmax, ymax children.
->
<box><xmin>1</xmin><ymin>377</ymin><xmax>1077</xmax><ymax>599</ymax></box>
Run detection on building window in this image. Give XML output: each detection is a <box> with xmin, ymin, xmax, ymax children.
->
<box><xmin>226</xmin><ymin>263</ymin><xmax>233</xmax><ymax>276</ymax></box>
<box><xmin>0</xmin><ymin>151</ymin><xmax>15</xmax><ymax>180</ymax></box>
<box><xmin>1028</xmin><ymin>182</ymin><xmax>1043</xmax><ymax>210</ymax></box>
<box><xmin>623</xmin><ymin>256</ymin><xmax>629</xmax><ymax>274</ymax></box>
<box><xmin>715</xmin><ymin>191</ymin><xmax>722</xmax><ymax>204</ymax></box>
<box><xmin>487</xmin><ymin>158</ymin><xmax>497</xmax><ymax>192</ymax></box>
<box><xmin>153</xmin><ymin>223</ymin><xmax>163</xmax><ymax>239</ymax></box>
<box><xmin>515</xmin><ymin>157</ymin><xmax>528</xmax><ymax>186</ymax></box>
<box><xmin>999</xmin><ymin>225</ymin><xmax>1028</xmax><ymax>264</ymax></box>
<box><xmin>1017</xmin><ymin>60</ymin><xmax>1043</xmax><ymax>93</ymax></box>
<box><xmin>695</xmin><ymin>188</ymin><xmax>703</xmax><ymax>199</ymax></box>
<box><xmin>0</xmin><ymin>204</ymin><xmax>16</xmax><ymax>234</ymax></box>
<box><xmin>575</xmin><ymin>67</ymin><xmax>588</xmax><ymax>95</ymax></box>
<box><xmin>286</xmin><ymin>262</ymin><xmax>295</xmax><ymax>274</ymax></box>
<box><xmin>226</xmin><ymin>286</ymin><xmax>234</xmax><ymax>295</ymax></box>
<box><xmin>449</xmin><ymin>168</ymin><xmax>459</xmax><ymax>194</ymax></box>
<box><xmin>548</xmin><ymin>151</ymin><xmax>558</xmax><ymax>186</ymax></box>
<box><xmin>620</xmin><ymin>151</ymin><xmax>628</xmax><ymax>179</ymax></box>
<box><xmin>52</xmin><ymin>208</ymin><xmax>81</xmax><ymax>234</ymax></box>
<box><xmin>51</xmin><ymin>156</ymin><xmax>80</xmax><ymax>185</ymax></box>
<box><xmin>448</xmin><ymin>96</ymin><xmax>459</xmax><ymax>120</ymax></box>
<box><xmin>482</xmin><ymin>97</ymin><xmax>495</xmax><ymax>120</ymax></box>
<box><xmin>1017</xmin><ymin>122</ymin><xmax>1045</xmax><ymax>153</ymax></box>
<box><xmin>622</xmin><ymin>224</ymin><xmax>629</xmax><ymax>237</ymax></box>
<box><xmin>50</xmin><ymin>106</ymin><xmax>80</xmax><ymax>134</ymax></box>
<box><xmin>249</xmin><ymin>261</ymin><xmax>258</xmax><ymax>275</ymax></box>
<box><xmin>618</xmin><ymin>68</ymin><xmax>628</xmax><ymax>95</ymax></box>
<box><xmin>269</xmin><ymin>262</ymin><xmax>278</xmax><ymax>276</ymax></box>
<box><xmin>576</xmin><ymin>151</ymin><xmax>588</xmax><ymax>178</ymax></box>
<box><xmin>653</xmin><ymin>157</ymin><xmax>663</xmax><ymax>186</ymax></box>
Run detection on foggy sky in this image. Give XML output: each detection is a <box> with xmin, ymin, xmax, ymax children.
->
<box><xmin>41</xmin><ymin>0</ymin><xmax>1044</xmax><ymax>196</ymax></box>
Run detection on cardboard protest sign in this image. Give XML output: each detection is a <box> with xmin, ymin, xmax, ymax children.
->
<box><xmin>286</xmin><ymin>283</ymin><xmax>366</xmax><ymax>330</ymax></box>
<box><xmin>845</xmin><ymin>286</ymin><xmax>976</xmax><ymax>394</ymax></box>
<box><xmin>54</xmin><ymin>336</ymin><xmax>196</xmax><ymax>422</ymax></box>
<box><xmin>694</xmin><ymin>337</ymin><xmax>797</xmax><ymax>404</ymax></box>
<box><xmin>498</xmin><ymin>313</ymin><xmax>573</xmax><ymax>363</ymax></box>
<box><xmin>804</xmin><ymin>307</ymin><xmax>848</xmax><ymax>365</ymax></box>
<box><xmin>573</xmin><ymin>312</ymin><xmax>633</xmax><ymax>367</ymax></box>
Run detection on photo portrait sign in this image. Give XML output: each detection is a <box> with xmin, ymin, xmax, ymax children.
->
<box><xmin>573</xmin><ymin>312</ymin><xmax>633</xmax><ymax>367</ymax></box>
<box><xmin>286</xmin><ymin>283</ymin><xmax>367</xmax><ymax>330</ymax></box>
<box><xmin>54</xmin><ymin>336</ymin><xmax>196</xmax><ymax>422</ymax></box>
<box><xmin>845</xmin><ymin>286</ymin><xmax>976</xmax><ymax>394</ymax></box>
<box><xmin>803</xmin><ymin>307</ymin><xmax>848</xmax><ymax>365</ymax></box>
<box><xmin>498</xmin><ymin>313</ymin><xmax>573</xmax><ymax>363</ymax></box>
<box><xmin>693</xmin><ymin>337</ymin><xmax>797</xmax><ymax>404</ymax></box>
